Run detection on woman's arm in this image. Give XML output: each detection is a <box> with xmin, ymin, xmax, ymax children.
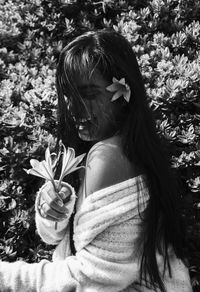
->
<box><xmin>35</xmin><ymin>182</ymin><xmax>76</xmax><ymax>245</ymax></box>
<box><xmin>0</xmin><ymin>139</ymin><xmax>191</xmax><ymax>292</ymax></box>
<box><xmin>0</xmin><ymin>248</ymin><xmax>139</xmax><ymax>292</ymax></box>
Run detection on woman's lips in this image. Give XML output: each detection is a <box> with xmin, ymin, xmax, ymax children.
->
<box><xmin>76</xmin><ymin>116</ymin><xmax>97</xmax><ymax>132</ymax></box>
<box><xmin>78</xmin><ymin>117</ymin><xmax>91</xmax><ymax>123</ymax></box>
<box><xmin>77</xmin><ymin>118</ymin><xmax>91</xmax><ymax>130</ymax></box>
<box><xmin>78</xmin><ymin>123</ymin><xmax>87</xmax><ymax>130</ymax></box>
<box><xmin>76</xmin><ymin>116</ymin><xmax>98</xmax><ymax>141</ymax></box>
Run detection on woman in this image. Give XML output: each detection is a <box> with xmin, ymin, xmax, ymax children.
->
<box><xmin>0</xmin><ymin>29</ymin><xmax>192</xmax><ymax>291</ymax></box>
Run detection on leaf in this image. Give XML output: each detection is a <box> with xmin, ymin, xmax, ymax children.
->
<box><xmin>8</xmin><ymin>198</ymin><xmax>16</xmax><ymax>210</ymax></box>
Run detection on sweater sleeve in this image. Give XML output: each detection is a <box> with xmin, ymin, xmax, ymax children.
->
<box><xmin>0</xmin><ymin>249</ymin><xmax>139</xmax><ymax>292</ymax></box>
<box><xmin>0</xmin><ymin>178</ymin><xmax>192</xmax><ymax>292</ymax></box>
<box><xmin>35</xmin><ymin>182</ymin><xmax>76</xmax><ymax>245</ymax></box>
<box><xmin>0</xmin><ymin>213</ymin><xmax>192</xmax><ymax>291</ymax></box>
<box><xmin>0</xmin><ymin>244</ymin><xmax>192</xmax><ymax>292</ymax></box>
<box><xmin>0</xmin><ymin>183</ymin><xmax>141</xmax><ymax>291</ymax></box>
<box><xmin>0</xmin><ymin>258</ymin><xmax>81</xmax><ymax>292</ymax></box>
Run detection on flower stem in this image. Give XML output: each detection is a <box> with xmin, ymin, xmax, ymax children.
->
<box><xmin>51</xmin><ymin>180</ymin><xmax>59</xmax><ymax>230</ymax></box>
<box><xmin>51</xmin><ymin>179</ymin><xmax>57</xmax><ymax>192</ymax></box>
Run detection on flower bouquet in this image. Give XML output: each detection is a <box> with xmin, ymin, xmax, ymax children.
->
<box><xmin>24</xmin><ymin>143</ymin><xmax>85</xmax><ymax>228</ymax></box>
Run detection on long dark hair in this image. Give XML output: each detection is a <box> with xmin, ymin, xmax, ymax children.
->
<box><xmin>56</xmin><ymin>29</ymin><xmax>185</xmax><ymax>291</ymax></box>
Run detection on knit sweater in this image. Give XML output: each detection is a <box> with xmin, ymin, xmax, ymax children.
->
<box><xmin>0</xmin><ymin>175</ymin><xmax>192</xmax><ymax>292</ymax></box>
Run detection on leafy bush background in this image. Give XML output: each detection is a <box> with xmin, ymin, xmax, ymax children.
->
<box><xmin>0</xmin><ymin>0</ymin><xmax>200</xmax><ymax>290</ymax></box>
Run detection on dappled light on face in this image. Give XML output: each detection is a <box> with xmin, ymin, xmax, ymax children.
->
<box><xmin>70</xmin><ymin>70</ymin><xmax>121</xmax><ymax>142</ymax></box>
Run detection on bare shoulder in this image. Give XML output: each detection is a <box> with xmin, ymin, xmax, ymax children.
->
<box><xmin>84</xmin><ymin>135</ymin><xmax>141</xmax><ymax>196</ymax></box>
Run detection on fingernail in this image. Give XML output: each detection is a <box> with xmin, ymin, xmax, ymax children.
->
<box><xmin>59</xmin><ymin>190</ymin><xmax>70</xmax><ymax>200</ymax></box>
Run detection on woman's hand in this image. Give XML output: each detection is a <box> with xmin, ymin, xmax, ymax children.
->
<box><xmin>38</xmin><ymin>181</ymin><xmax>72</xmax><ymax>222</ymax></box>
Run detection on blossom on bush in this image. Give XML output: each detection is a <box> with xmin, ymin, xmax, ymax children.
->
<box><xmin>0</xmin><ymin>0</ymin><xmax>200</xmax><ymax>288</ymax></box>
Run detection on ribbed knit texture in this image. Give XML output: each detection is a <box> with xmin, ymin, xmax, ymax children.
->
<box><xmin>0</xmin><ymin>175</ymin><xmax>192</xmax><ymax>291</ymax></box>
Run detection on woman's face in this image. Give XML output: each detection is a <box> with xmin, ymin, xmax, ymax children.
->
<box><xmin>73</xmin><ymin>70</ymin><xmax>119</xmax><ymax>142</ymax></box>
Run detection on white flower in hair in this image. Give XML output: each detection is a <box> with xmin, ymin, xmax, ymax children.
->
<box><xmin>106</xmin><ymin>77</ymin><xmax>131</xmax><ymax>103</ymax></box>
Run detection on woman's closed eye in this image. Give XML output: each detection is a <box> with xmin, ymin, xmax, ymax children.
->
<box><xmin>80</xmin><ymin>88</ymin><xmax>101</xmax><ymax>100</ymax></box>
<box><xmin>82</xmin><ymin>94</ymin><xmax>96</xmax><ymax>100</ymax></box>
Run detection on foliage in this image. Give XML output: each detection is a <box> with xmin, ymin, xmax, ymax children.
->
<box><xmin>0</xmin><ymin>0</ymin><xmax>200</xmax><ymax>289</ymax></box>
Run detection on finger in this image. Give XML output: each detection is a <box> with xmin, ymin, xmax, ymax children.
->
<box><xmin>40</xmin><ymin>211</ymin><xmax>67</xmax><ymax>222</ymax></box>
<box><xmin>42</xmin><ymin>188</ymin><xmax>68</xmax><ymax>214</ymax></box>
<box><xmin>50</xmin><ymin>197</ymin><xmax>69</xmax><ymax>214</ymax></box>
<box><xmin>40</xmin><ymin>184</ymin><xmax>58</xmax><ymax>202</ymax></box>
<box><xmin>41</xmin><ymin>201</ymin><xmax>68</xmax><ymax>221</ymax></box>
<box><xmin>43</xmin><ymin>180</ymin><xmax>55</xmax><ymax>194</ymax></box>
<box><xmin>58</xmin><ymin>186</ymin><xmax>71</xmax><ymax>203</ymax></box>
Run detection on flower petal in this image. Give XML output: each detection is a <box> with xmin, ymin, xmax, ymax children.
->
<box><xmin>29</xmin><ymin>157</ymin><xmax>54</xmax><ymax>181</ymax></box>
<box><xmin>106</xmin><ymin>83</ymin><xmax>119</xmax><ymax>92</ymax></box>
<box><xmin>45</xmin><ymin>147</ymin><xmax>51</xmax><ymax>165</ymax></box>
<box><xmin>66</xmin><ymin>148</ymin><xmax>76</xmax><ymax>164</ymax></box>
<box><xmin>112</xmin><ymin>77</ymin><xmax>118</xmax><ymax>83</ymax></box>
<box><xmin>59</xmin><ymin>153</ymin><xmax>86</xmax><ymax>182</ymax></box>
<box><xmin>50</xmin><ymin>152</ymin><xmax>58</xmax><ymax>170</ymax></box>
<box><xmin>118</xmin><ymin>77</ymin><xmax>125</xmax><ymax>85</ymax></box>
<box><xmin>41</xmin><ymin>161</ymin><xmax>54</xmax><ymax>180</ymax></box>
<box><xmin>106</xmin><ymin>76</ymin><xmax>131</xmax><ymax>103</ymax></box>
<box><xmin>124</xmin><ymin>89</ymin><xmax>131</xmax><ymax>102</ymax></box>
<box><xmin>111</xmin><ymin>90</ymin><xmax>123</xmax><ymax>101</ymax></box>
<box><xmin>65</xmin><ymin>153</ymin><xmax>85</xmax><ymax>173</ymax></box>
<box><xmin>24</xmin><ymin>168</ymin><xmax>51</xmax><ymax>181</ymax></box>
<box><xmin>61</xmin><ymin>146</ymin><xmax>75</xmax><ymax>175</ymax></box>
<box><xmin>30</xmin><ymin>159</ymin><xmax>40</xmax><ymax>168</ymax></box>
<box><xmin>66</xmin><ymin>165</ymin><xmax>84</xmax><ymax>175</ymax></box>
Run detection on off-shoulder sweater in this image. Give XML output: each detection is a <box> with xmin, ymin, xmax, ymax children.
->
<box><xmin>0</xmin><ymin>175</ymin><xmax>192</xmax><ymax>292</ymax></box>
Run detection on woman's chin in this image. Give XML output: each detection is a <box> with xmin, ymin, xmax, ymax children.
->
<box><xmin>78</xmin><ymin>130</ymin><xmax>95</xmax><ymax>141</ymax></box>
<box><xmin>78</xmin><ymin>129</ymin><xmax>115</xmax><ymax>142</ymax></box>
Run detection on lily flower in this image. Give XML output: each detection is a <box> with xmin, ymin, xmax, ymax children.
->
<box><xmin>24</xmin><ymin>147</ymin><xmax>58</xmax><ymax>190</ymax></box>
<box><xmin>57</xmin><ymin>147</ymin><xmax>86</xmax><ymax>190</ymax></box>
<box><xmin>106</xmin><ymin>77</ymin><xmax>131</xmax><ymax>103</ymax></box>
<box><xmin>24</xmin><ymin>144</ymin><xmax>86</xmax><ymax>192</ymax></box>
